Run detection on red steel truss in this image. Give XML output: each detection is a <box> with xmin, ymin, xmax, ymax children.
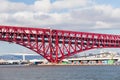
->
<box><xmin>0</xmin><ymin>25</ymin><xmax>120</xmax><ymax>63</ymax></box>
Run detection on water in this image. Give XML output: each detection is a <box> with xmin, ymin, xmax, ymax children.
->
<box><xmin>0</xmin><ymin>65</ymin><xmax>120</xmax><ymax>80</ymax></box>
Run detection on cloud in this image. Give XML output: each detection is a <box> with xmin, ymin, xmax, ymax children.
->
<box><xmin>0</xmin><ymin>0</ymin><xmax>120</xmax><ymax>32</ymax></box>
<box><xmin>34</xmin><ymin>0</ymin><xmax>51</xmax><ymax>12</ymax></box>
<box><xmin>93</xmin><ymin>21</ymin><xmax>111</xmax><ymax>29</ymax></box>
<box><xmin>0</xmin><ymin>0</ymin><xmax>32</xmax><ymax>13</ymax></box>
<box><xmin>52</xmin><ymin>0</ymin><xmax>89</xmax><ymax>9</ymax></box>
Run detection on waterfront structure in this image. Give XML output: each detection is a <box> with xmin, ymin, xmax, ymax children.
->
<box><xmin>0</xmin><ymin>25</ymin><xmax>120</xmax><ymax>63</ymax></box>
<box><xmin>0</xmin><ymin>59</ymin><xmax>7</xmax><ymax>64</ymax></box>
<box><xmin>67</xmin><ymin>52</ymin><xmax>120</xmax><ymax>65</ymax></box>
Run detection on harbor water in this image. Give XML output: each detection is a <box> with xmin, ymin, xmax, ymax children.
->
<box><xmin>0</xmin><ymin>65</ymin><xmax>120</xmax><ymax>80</ymax></box>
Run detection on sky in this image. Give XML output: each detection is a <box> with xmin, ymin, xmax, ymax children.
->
<box><xmin>0</xmin><ymin>0</ymin><xmax>120</xmax><ymax>55</ymax></box>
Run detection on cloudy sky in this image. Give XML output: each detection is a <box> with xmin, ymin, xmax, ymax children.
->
<box><xmin>0</xmin><ymin>0</ymin><xmax>120</xmax><ymax>55</ymax></box>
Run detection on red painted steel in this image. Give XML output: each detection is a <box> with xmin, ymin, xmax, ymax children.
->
<box><xmin>0</xmin><ymin>25</ymin><xmax>120</xmax><ymax>63</ymax></box>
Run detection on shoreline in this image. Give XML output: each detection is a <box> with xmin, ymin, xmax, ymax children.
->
<box><xmin>36</xmin><ymin>63</ymin><xmax>118</xmax><ymax>66</ymax></box>
<box><xmin>0</xmin><ymin>63</ymin><xmax>119</xmax><ymax>67</ymax></box>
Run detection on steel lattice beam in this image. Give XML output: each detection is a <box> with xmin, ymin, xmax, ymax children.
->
<box><xmin>0</xmin><ymin>25</ymin><xmax>120</xmax><ymax>63</ymax></box>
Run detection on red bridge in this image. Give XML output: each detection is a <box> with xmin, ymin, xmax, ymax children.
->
<box><xmin>0</xmin><ymin>25</ymin><xmax>120</xmax><ymax>63</ymax></box>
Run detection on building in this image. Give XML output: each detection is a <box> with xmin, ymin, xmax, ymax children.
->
<box><xmin>67</xmin><ymin>51</ymin><xmax>120</xmax><ymax>65</ymax></box>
